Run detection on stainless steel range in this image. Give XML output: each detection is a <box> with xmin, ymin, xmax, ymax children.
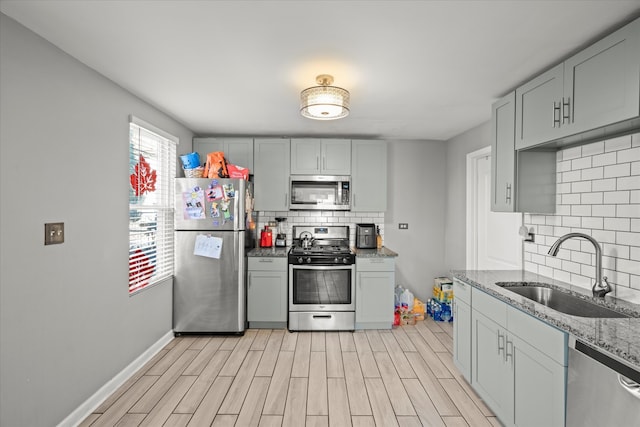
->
<box><xmin>288</xmin><ymin>225</ymin><xmax>355</xmax><ymax>331</ymax></box>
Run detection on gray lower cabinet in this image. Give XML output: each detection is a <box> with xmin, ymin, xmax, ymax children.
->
<box><xmin>247</xmin><ymin>257</ymin><xmax>287</xmax><ymax>328</ymax></box>
<box><xmin>452</xmin><ymin>279</ymin><xmax>472</xmax><ymax>381</ymax></box>
<box><xmin>466</xmin><ymin>286</ymin><xmax>567</xmax><ymax>427</ymax></box>
<box><xmin>355</xmin><ymin>257</ymin><xmax>395</xmax><ymax>329</ymax></box>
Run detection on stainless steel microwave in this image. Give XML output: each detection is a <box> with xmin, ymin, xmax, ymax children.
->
<box><xmin>289</xmin><ymin>175</ymin><xmax>350</xmax><ymax>210</ymax></box>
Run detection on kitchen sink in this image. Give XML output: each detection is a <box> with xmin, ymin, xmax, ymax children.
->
<box><xmin>499</xmin><ymin>284</ymin><xmax>629</xmax><ymax>318</ymax></box>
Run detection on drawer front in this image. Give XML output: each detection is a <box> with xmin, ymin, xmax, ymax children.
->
<box><xmin>507</xmin><ymin>305</ymin><xmax>567</xmax><ymax>365</ymax></box>
<box><xmin>356</xmin><ymin>257</ymin><xmax>394</xmax><ymax>272</ymax></box>
<box><xmin>472</xmin><ymin>287</ymin><xmax>507</xmax><ymax>326</ymax></box>
<box><xmin>453</xmin><ymin>279</ymin><xmax>471</xmax><ymax>305</ymax></box>
<box><xmin>247</xmin><ymin>257</ymin><xmax>287</xmax><ymax>271</ymax></box>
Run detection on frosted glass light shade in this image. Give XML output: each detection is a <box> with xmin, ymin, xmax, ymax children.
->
<box><xmin>300</xmin><ymin>75</ymin><xmax>350</xmax><ymax>120</ymax></box>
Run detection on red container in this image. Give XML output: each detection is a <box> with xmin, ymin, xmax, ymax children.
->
<box><xmin>260</xmin><ymin>227</ymin><xmax>273</xmax><ymax>247</ymax></box>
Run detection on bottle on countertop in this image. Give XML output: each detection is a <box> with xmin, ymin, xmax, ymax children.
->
<box><xmin>376</xmin><ymin>226</ymin><xmax>382</xmax><ymax>249</ymax></box>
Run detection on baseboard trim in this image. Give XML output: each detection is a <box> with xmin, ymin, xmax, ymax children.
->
<box><xmin>57</xmin><ymin>330</ymin><xmax>174</xmax><ymax>427</ymax></box>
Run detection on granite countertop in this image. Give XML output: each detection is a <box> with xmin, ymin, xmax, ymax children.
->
<box><xmin>452</xmin><ymin>270</ymin><xmax>640</xmax><ymax>371</ymax></box>
<box><xmin>352</xmin><ymin>246</ymin><xmax>398</xmax><ymax>257</ymax></box>
<box><xmin>248</xmin><ymin>246</ymin><xmax>399</xmax><ymax>258</ymax></box>
<box><xmin>246</xmin><ymin>247</ymin><xmax>289</xmax><ymax>257</ymax></box>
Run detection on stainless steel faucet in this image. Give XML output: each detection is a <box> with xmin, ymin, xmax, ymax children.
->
<box><xmin>548</xmin><ymin>232</ymin><xmax>611</xmax><ymax>298</ymax></box>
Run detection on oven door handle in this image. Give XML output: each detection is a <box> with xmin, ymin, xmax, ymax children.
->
<box><xmin>312</xmin><ymin>314</ymin><xmax>333</xmax><ymax>319</ymax></box>
<box><xmin>289</xmin><ymin>265</ymin><xmax>354</xmax><ymax>271</ymax></box>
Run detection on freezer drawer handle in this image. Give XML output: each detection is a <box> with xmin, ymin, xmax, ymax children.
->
<box><xmin>619</xmin><ymin>374</ymin><xmax>640</xmax><ymax>400</ymax></box>
<box><xmin>313</xmin><ymin>315</ymin><xmax>333</xmax><ymax>319</ymax></box>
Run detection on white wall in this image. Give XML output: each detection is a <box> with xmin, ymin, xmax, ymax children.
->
<box><xmin>0</xmin><ymin>14</ymin><xmax>193</xmax><ymax>427</ymax></box>
<box><xmin>385</xmin><ymin>140</ymin><xmax>448</xmax><ymax>301</ymax></box>
<box><xmin>523</xmin><ymin>133</ymin><xmax>640</xmax><ymax>293</ymax></box>
<box><xmin>444</xmin><ymin>121</ymin><xmax>492</xmax><ymax>272</ymax></box>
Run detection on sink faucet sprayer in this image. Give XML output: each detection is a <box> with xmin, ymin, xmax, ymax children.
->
<box><xmin>547</xmin><ymin>233</ymin><xmax>611</xmax><ymax>298</ymax></box>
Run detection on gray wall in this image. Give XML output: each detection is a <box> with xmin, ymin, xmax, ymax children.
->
<box><xmin>0</xmin><ymin>14</ymin><xmax>193</xmax><ymax>427</ymax></box>
<box><xmin>444</xmin><ymin>121</ymin><xmax>492</xmax><ymax>272</ymax></box>
<box><xmin>386</xmin><ymin>140</ymin><xmax>448</xmax><ymax>301</ymax></box>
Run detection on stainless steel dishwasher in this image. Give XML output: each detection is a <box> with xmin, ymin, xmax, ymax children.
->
<box><xmin>567</xmin><ymin>337</ymin><xmax>640</xmax><ymax>426</ymax></box>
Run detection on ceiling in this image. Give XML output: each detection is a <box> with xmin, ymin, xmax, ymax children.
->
<box><xmin>2</xmin><ymin>1</ymin><xmax>639</xmax><ymax>141</ymax></box>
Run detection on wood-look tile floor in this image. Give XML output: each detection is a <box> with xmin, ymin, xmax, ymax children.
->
<box><xmin>80</xmin><ymin>318</ymin><xmax>499</xmax><ymax>427</ymax></box>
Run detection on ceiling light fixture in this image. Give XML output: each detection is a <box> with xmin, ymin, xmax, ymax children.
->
<box><xmin>300</xmin><ymin>74</ymin><xmax>350</xmax><ymax>120</ymax></box>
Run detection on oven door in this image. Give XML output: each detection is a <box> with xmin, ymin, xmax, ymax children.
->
<box><xmin>289</xmin><ymin>264</ymin><xmax>355</xmax><ymax>312</ymax></box>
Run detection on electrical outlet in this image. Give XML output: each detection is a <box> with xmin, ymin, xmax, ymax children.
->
<box><xmin>45</xmin><ymin>222</ymin><xmax>64</xmax><ymax>245</ymax></box>
<box><xmin>268</xmin><ymin>221</ymin><xmax>277</xmax><ymax>227</ymax></box>
<box><xmin>399</xmin><ymin>223</ymin><xmax>409</xmax><ymax>230</ymax></box>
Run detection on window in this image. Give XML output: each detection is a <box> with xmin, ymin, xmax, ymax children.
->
<box><xmin>128</xmin><ymin>116</ymin><xmax>177</xmax><ymax>294</ymax></box>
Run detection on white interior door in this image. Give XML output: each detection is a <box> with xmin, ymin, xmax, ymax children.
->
<box><xmin>467</xmin><ymin>147</ymin><xmax>522</xmax><ymax>270</ymax></box>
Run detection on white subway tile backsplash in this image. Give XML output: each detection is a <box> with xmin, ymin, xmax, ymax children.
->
<box><xmin>592</xmin><ymin>204</ymin><xmax>616</xmax><ymax>217</ymax></box>
<box><xmin>582</xmin><ymin>217</ymin><xmax>603</xmax><ymax>229</ymax></box>
<box><xmin>582</xmin><ymin>141</ymin><xmax>605</xmax><ymax>156</ymax></box>
<box><xmin>562</xmin><ymin>170</ymin><xmax>582</xmax><ymax>182</ymax></box>
<box><xmin>580</xmin><ymin>192</ymin><xmax>603</xmax><ymax>204</ymax></box>
<box><xmin>563</xmin><ymin>146</ymin><xmax>583</xmax><ymax>160</ymax></box>
<box><xmin>571</xmin><ymin>157</ymin><xmax>592</xmax><ymax>170</ymax></box>
<box><xmin>603</xmin><ymin>191</ymin><xmax>630</xmax><ymax>204</ymax></box>
<box><xmin>591</xmin><ymin>178</ymin><xmax>617</xmax><ymax>191</ymax></box>
<box><xmin>571</xmin><ymin>181</ymin><xmax>592</xmax><ymax>193</ymax></box>
<box><xmin>604</xmin><ymin>163</ymin><xmax>631</xmax><ymax>178</ymax></box>
<box><xmin>616</xmin><ymin>176</ymin><xmax>639</xmax><ymax>191</ymax></box>
<box><xmin>592</xmin><ymin>152</ymin><xmax>617</xmax><ymax>167</ymax></box>
<box><xmin>524</xmin><ymin>133</ymin><xmax>637</xmax><ymax>293</ymax></box>
<box><xmin>570</xmin><ymin>205</ymin><xmax>591</xmax><ymax>216</ymax></box>
<box><xmin>616</xmin><ymin>231</ymin><xmax>639</xmax><ymax>246</ymax></box>
<box><xmin>604</xmin><ymin>134</ymin><xmax>632</xmax><ymax>152</ymax></box>
<box><xmin>618</xmin><ymin>147</ymin><xmax>640</xmax><ymax>163</ymax></box>
<box><xmin>580</xmin><ymin>167</ymin><xmax>604</xmax><ymax>181</ymax></box>
<box><xmin>618</xmin><ymin>259</ymin><xmax>640</xmax><ymax>276</ymax></box>
<box><xmin>617</xmin><ymin>204</ymin><xmax>640</xmax><ymax>218</ymax></box>
<box><xmin>603</xmin><ymin>217</ymin><xmax>630</xmax><ymax>231</ymax></box>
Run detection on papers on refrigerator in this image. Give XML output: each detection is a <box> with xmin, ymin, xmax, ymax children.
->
<box><xmin>194</xmin><ymin>234</ymin><xmax>223</xmax><ymax>259</ymax></box>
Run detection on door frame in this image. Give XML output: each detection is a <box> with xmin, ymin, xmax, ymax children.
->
<box><xmin>465</xmin><ymin>146</ymin><xmax>492</xmax><ymax>270</ymax></box>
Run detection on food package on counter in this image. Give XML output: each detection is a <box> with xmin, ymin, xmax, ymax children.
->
<box><xmin>227</xmin><ymin>164</ymin><xmax>250</xmax><ymax>180</ymax></box>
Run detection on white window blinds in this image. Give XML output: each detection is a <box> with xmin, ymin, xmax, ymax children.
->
<box><xmin>128</xmin><ymin>117</ymin><xmax>177</xmax><ymax>294</ymax></box>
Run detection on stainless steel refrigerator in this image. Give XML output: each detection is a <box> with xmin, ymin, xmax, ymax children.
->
<box><xmin>173</xmin><ymin>177</ymin><xmax>251</xmax><ymax>334</ymax></box>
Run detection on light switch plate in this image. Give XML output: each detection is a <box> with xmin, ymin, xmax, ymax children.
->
<box><xmin>45</xmin><ymin>222</ymin><xmax>64</xmax><ymax>245</ymax></box>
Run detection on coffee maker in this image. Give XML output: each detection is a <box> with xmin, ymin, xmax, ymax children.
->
<box><xmin>275</xmin><ymin>217</ymin><xmax>287</xmax><ymax>247</ymax></box>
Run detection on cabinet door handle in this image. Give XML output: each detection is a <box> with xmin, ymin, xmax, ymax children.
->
<box><xmin>552</xmin><ymin>101</ymin><xmax>561</xmax><ymax>128</ymax></box>
<box><xmin>505</xmin><ymin>183</ymin><xmax>512</xmax><ymax>204</ymax></box>
<box><xmin>353</xmin><ymin>193</ymin><xmax>356</xmax><ymax>207</ymax></box>
<box><xmin>506</xmin><ymin>339</ymin><xmax>514</xmax><ymax>365</ymax></box>
<box><xmin>497</xmin><ymin>331</ymin><xmax>505</xmax><ymax>357</ymax></box>
<box><xmin>317</xmin><ymin>157</ymin><xmax>320</xmax><ymax>170</ymax></box>
<box><xmin>285</xmin><ymin>193</ymin><xmax>288</xmax><ymax>207</ymax></box>
<box><xmin>562</xmin><ymin>97</ymin><xmax>571</xmax><ymax>124</ymax></box>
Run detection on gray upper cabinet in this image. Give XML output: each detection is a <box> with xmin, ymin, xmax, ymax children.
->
<box><xmin>492</xmin><ymin>92</ymin><xmax>556</xmax><ymax>213</ymax></box>
<box><xmin>351</xmin><ymin>140</ymin><xmax>387</xmax><ymax>212</ymax></box>
<box><xmin>253</xmin><ymin>138</ymin><xmax>290</xmax><ymax>211</ymax></box>
<box><xmin>193</xmin><ymin>137</ymin><xmax>254</xmax><ymax>171</ymax></box>
<box><xmin>290</xmin><ymin>138</ymin><xmax>351</xmax><ymax>175</ymax></box>
<box><xmin>491</xmin><ymin>92</ymin><xmax>517</xmax><ymax>212</ymax></box>
<box><xmin>516</xmin><ymin>18</ymin><xmax>640</xmax><ymax>150</ymax></box>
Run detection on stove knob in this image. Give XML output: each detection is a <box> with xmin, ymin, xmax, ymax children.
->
<box><xmin>306</xmin><ymin>257</ymin><xmax>311</xmax><ymax>264</ymax></box>
<box><xmin>297</xmin><ymin>257</ymin><xmax>303</xmax><ymax>264</ymax></box>
<box><xmin>334</xmin><ymin>257</ymin><xmax>339</xmax><ymax>263</ymax></box>
<box><xmin>343</xmin><ymin>258</ymin><xmax>349</xmax><ymax>264</ymax></box>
